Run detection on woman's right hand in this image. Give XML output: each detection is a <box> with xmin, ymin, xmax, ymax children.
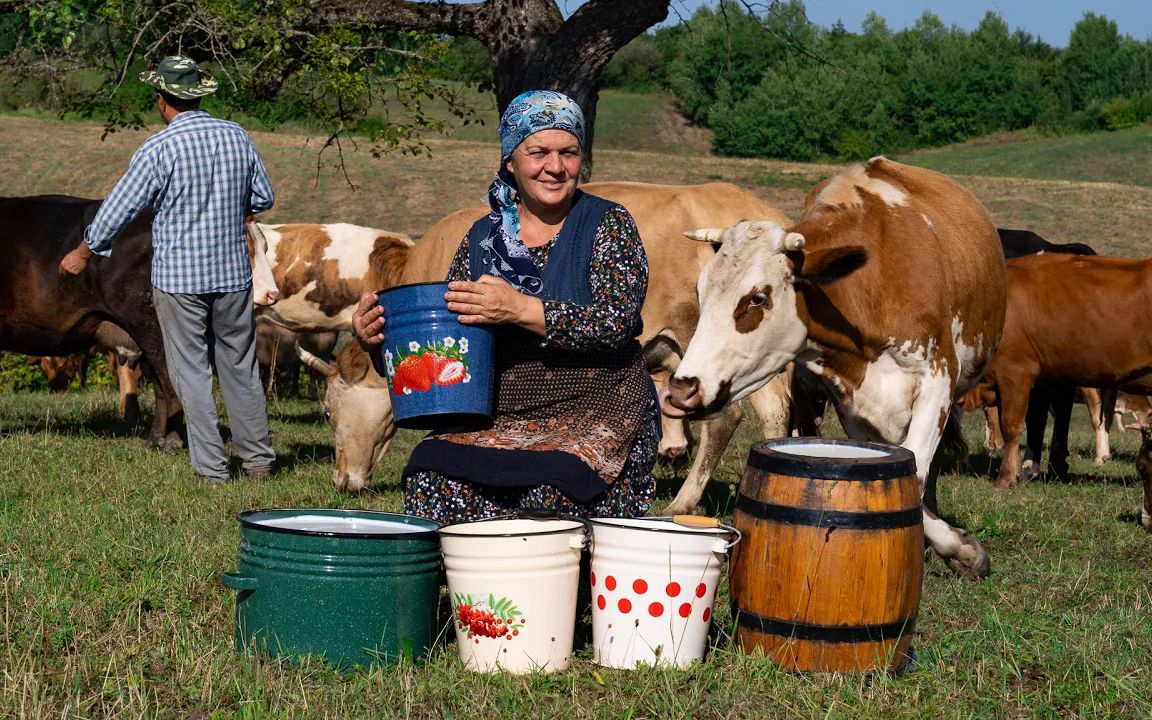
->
<box><xmin>352</xmin><ymin>292</ymin><xmax>385</xmax><ymax>349</ymax></box>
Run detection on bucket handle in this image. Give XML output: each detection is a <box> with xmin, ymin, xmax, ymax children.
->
<box><xmin>221</xmin><ymin>571</ymin><xmax>258</xmax><ymax>591</ymax></box>
<box><xmin>509</xmin><ymin>509</ymin><xmax>591</xmax><ymax>549</ymax></box>
<box><xmin>672</xmin><ymin>515</ymin><xmax>742</xmax><ymax>551</ymax></box>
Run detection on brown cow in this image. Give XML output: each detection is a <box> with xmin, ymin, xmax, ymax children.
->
<box><xmin>255</xmin><ymin>316</ymin><xmax>339</xmax><ymax>400</ymax></box>
<box><xmin>249</xmin><ymin>221</ymin><xmax>414</xmax><ymax>332</ymax></box>
<box><xmin>662</xmin><ymin>158</ymin><xmax>1007</xmax><ymax>578</ymax></box>
<box><xmin>976</xmin><ymin>254</ymin><xmax>1152</xmax><ymax>487</ymax></box>
<box><xmin>301</xmin><ymin>182</ymin><xmax>797</xmax><ymax>505</ymax></box>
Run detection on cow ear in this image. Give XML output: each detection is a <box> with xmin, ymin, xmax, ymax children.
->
<box><xmin>793</xmin><ymin>245</ymin><xmax>867</xmax><ymax>286</ymax></box>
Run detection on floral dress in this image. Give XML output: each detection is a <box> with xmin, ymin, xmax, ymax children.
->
<box><xmin>403</xmin><ymin>205</ymin><xmax>658</xmax><ymax>525</ymax></box>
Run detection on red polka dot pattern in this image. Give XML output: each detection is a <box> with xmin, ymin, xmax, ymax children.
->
<box><xmin>649</xmin><ymin>602</ymin><xmax>664</xmax><ymax>617</ymax></box>
<box><xmin>666</xmin><ymin>582</ymin><xmax>680</xmax><ymax>597</ymax></box>
<box><xmin>696</xmin><ymin>583</ymin><xmax>707</xmax><ymax>598</ymax></box>
<box><xmin>597</xmin><ymin>595</ymin><xmax>606</xmax><ymax>610</ymax></box>
<box><xmin>591</xmin><ymin>571</ymin><xmax>597</xmax><ymax>587</ymax></box>
<box><xmin>703</xmin><ymin>607</ymin><xmax>711</xmax><ymax>622</ymax></box>
<box><xmin>678</xmin><ymin>603</ymin><xmax>692</xmax><ymax>618</ymax></box>
<box><xmin>605</xmin><ymin>576</ymin><xmax>617</xmax><ymax>591</ymax></box>
<box><xmin>633</xmin><ymin>579</ymin><xmax>647</xmax><ymax>594</ymax></box>
<box><xmin>618</xmin><ymin>598</ymin><xmax>632</xmax><ymax>613</ymax></box>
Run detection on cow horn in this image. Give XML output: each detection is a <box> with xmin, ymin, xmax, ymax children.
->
<box><xmin>783</xmin><ymin>232</ymin><xmax>806</xmax><ymax>251</ymax></box>
<box><xmin>297</xmin><ymin>344</ymin><xmax>337</xmax><ymax>378</ymax></box>
<box><xmin>683</xmin><ymin>228</ymin><xmax>725</xmax><ymax>244</ymax></box>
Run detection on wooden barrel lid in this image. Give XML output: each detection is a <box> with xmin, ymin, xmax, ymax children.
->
<box><xmin>746</xmin><ymin>438</ymin><xmax>916</xmax><ymax>481</ymax></box>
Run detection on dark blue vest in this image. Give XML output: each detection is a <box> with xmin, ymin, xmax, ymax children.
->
<box><xmin>466</xmin><ymin>190</ymin><xmax>613</xmax><ymax>307</ymax></box>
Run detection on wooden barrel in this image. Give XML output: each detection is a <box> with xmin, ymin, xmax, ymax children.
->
<box><xmin>730</xmin><ymin>438</ymin><xmax>923</xmax><ymax>672</ymax></box>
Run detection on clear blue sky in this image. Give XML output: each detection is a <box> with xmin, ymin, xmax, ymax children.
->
<box><xmin>659</xmin><ymin>1</ymin><xmax>1150</xmax><ymax>46</ymax></box>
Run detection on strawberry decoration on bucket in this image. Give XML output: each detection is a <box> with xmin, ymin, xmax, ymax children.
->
<box><xmin>385</xmin><ymin>336</ymin><xmax>472</xmax><ymax>395</ymax></box>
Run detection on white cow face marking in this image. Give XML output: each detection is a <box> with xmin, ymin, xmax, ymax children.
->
<box><xmin>248</xmin><ymin>222</ymin><xmax>281</xmax><ymax>307</ymax></box>
<box><xmin>667</xmin><ymin>221</ymin><xmax>810</xmax><ymax>415</ymax></box>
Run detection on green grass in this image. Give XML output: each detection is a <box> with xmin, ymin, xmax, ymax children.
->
<box><xmin>2</xmin><ymin>389</ymin><xmax>1150</xmax><ymax>718</ymax></box>
<box><xmin>897</xmin><ymin>125</ymin><xmax>1152</xmax><ymax>187</ymax></box>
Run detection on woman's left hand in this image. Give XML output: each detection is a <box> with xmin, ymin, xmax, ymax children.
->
<box><xmin>446</xmin><ymin>275</ymin><xmax>545</xmax><ymax>334</ymax></box>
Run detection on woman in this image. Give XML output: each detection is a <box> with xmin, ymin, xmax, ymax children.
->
<box><xmin>351</xmin><ymin>90</ymin><xmax>658</xmax><ymax>525</ymax></box>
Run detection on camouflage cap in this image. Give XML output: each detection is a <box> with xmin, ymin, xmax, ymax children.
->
<box><xmin>138</xmin><ymin>55</ymin><xmax>218</xmax><ymax>100</ymax></box>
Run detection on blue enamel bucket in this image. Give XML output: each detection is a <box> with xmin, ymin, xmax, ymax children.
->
<box><xmin>379</xmin><ymin>282</ymin><xmax>495</xmax><ymax>429</ymax></box>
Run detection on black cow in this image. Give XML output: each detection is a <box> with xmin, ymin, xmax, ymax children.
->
<box><xmin>998</xmin><ymin>228</ymin><xmax>1097</xmax><ymax>260</ymax></box>
<box><xmin>0</xmin><ymin>195</ymin><xmax>183</xmax><ymax>449</ymax></box>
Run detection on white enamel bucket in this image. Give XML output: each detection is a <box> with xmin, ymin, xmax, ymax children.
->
<box><xmin>438</xmin><ymin>517</ymin><xmax>587</xmax><ymax>673</ymax></box>
<box><xmin>588</xmin><ymin>516</ymin><xmax>739</xmax><ymax>668</ymax></box>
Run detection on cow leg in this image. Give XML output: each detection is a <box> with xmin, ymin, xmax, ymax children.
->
<box><xmin>663</xmin><ymin>403</ymin><xmax>743</xmax><ymax>515</ymax></box>
<box><xmin>995</xmin><ymin>373</ymin><xmax>1035</xmax><ymax>488</ymax></box>
<box><xmin>1082</xmin><ymin>387</ymin><xmax>1106</xmax><ymax>464</ymax></box>
<box><xmin>982</xmin><ymin>406</ymin><xmax>1003</xmax><ymax>454</ymax></box>
<box><xmin>1142</xmin><ymin>467</ymin><xmax>1151</xmax><ymax>532</ymax></box>
<box><xmin>117</xmin><ymin>321</ymin><xmax>184</xmax><ymax>451</ymax></box>
<box><xmin>1022</xmin><ymin>384</ymin><xmax>1050</xmax><ymax>483</ymax></box>
<box><xmin>1046</xmin><ymin>384</ymin><xmax>1074</xmax><ymax>481</ymax></box>
<box><xmin>662</xmin><ymin>372</ymin><xmax>792</xmax><ymax>515</ymax></box>
<box><xmin>902</xmin><ymin>373</ymin><xmax>990</xmax><ymax>579</ymax></box>
<box><xmin>1097</xmin><ymin>387</ymin><xmax>1118</xmax><ymax>463</ymax></box>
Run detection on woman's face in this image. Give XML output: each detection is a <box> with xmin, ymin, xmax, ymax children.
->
<box><xmin>505</xmin><ymin>129</ymin><xmax>582</xmax><ymax>212</ymax></box>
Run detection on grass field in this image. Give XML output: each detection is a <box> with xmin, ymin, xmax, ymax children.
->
<box><xmin>2</xmin><ymin>111</ymin><xmax>1152</xmax><ymax>718</ymax></box>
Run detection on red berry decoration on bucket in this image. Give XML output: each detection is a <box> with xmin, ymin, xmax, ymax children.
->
<box><xmin>433</xmin><ymin>355</ymin><xmax>467</xmax><ymax>386</ymax></box>
<box><xmin>633</xmin><ymin>579</ymin><xmax>647</xmax><ymax>594</ymax></box>
<box><xmin>666</xmin><ymin>582</ymin><xmax>680</xmax><ymax>597</ymax></box>
<box><xmin>393</xmin><ymin>355</ymin><xmax>432</xmax><ymax>394</ymax></box>
<box><xmin>453</xmin><ymin>593</ymin><xmax>524</xmax><ymax>641</ymax></box>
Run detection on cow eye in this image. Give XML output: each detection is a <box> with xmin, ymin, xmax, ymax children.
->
<box><xmin>750</xmin><ymin>292</ymin><xmax>768</xmax><ymax>307</ymax></box>
<box><xmin>323</xmin><ymin>410</ymin><xmax>332</xmax><ymax>421</ymax></box>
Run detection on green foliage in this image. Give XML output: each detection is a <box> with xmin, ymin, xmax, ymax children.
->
<box><xmin>0</xmin><ymin>351</ymin><xmax>48</xmax><ymax>392</ymax></box>
<box><xmin>2</xmin><ymin>0</ymin><xmax>482</xmax><ymax>155</ymax></box>
<box><xmin>602</xmin><ymin>35</ymin><xmax>664</xmax><ymax>92</ymax></box>
<box><xmin>658</xmin><ymin>3</ymin><xmax>1152</xmax><ymax>161</ymax></box>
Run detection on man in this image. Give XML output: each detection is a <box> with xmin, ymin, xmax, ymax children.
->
<box><xmin>59</xmin><ymin>55</ymin><xmax>277</xmax><ymax>484</ymax></box>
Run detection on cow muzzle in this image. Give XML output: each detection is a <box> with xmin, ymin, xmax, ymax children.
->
<box><xmin>661</xmin><ymin>375</ymin><xmax>703</xmax><ymax>418</ymax></box>
<box><xmin>254</xmin><ymin>289</ymin><xmax>280</xmax><ymax>307</ymax></box>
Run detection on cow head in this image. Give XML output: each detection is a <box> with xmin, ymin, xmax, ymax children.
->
<box><xmin>299</xmin><ymin>342</ymin><xmax>395</xmax><ymax>493</ymax></box>
<box><xmin>246</xmin><ymin>219</ymin><xmax>280</xmax><ymax>307</ymax></box>
<box><xmin>661</xmin><ymin>220</ymin><xmax>865</xmax><ymax>419</ymax></box>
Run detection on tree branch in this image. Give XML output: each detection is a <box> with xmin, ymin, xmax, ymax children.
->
<box><xmin>303</xmin><ymin>0</ymin><xmax>486</xmax><ymax>38</ymax></box>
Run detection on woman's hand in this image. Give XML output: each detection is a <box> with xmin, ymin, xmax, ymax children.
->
<box><xmin>352</xmin><ymin>291</ymin><xmax>385</xmax><ymax>349</ymax></box>
<box><xmin>446</xmin><ymin>275</ymin><xmax>545</xmax><ymax>335</ymax></box>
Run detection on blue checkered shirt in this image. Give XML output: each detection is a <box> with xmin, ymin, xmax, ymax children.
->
<box><xmin>84</xmin><ymin>110</ymin><xmax>275</xmax><ymax>294</ymax></box>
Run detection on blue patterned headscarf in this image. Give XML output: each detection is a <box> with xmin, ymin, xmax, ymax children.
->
<box><xmin>481</xmin><ymin>90</ymin><xmax>586</xmax><ymax>296</ymax></box>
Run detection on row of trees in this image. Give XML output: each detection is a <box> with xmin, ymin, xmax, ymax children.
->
<box><xmin>2</xmin><ymin>1</ymin><xmax>1150</xmax><ymax>165</ymax></box>
<box><xmin>600</xmin><ymin>2</ymin><xmax>1152</xmax><ymax>160</ymax></box>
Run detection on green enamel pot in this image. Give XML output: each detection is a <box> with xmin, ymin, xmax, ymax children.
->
<box><xmin>222</xmin><ymin>509</ymin><xmax>441</xmax><ymax>669</ymax></box>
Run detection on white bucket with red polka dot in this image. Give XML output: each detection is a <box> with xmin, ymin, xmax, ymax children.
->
<box><xmin>588</xmin><ymin>515</ymin><xmax>739</xmax><ymax>668</ymax></box>
<box><xmin>439</xmin><ymin>517</ymin><xmax>587</xmax><ymax>673</ymax></box>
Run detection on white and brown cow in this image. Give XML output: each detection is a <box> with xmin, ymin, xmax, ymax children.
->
<box><xmin>248</xmin><ymin>221</ymin><xmax>414</xmax><ymax>332</ymax></box>
<box><xmin>300</xmin><ymin>181</ymin><xmax>798</xmax><ymax>505</ymax></box>
<box><xmin>662</xmin><ymin>157</ymin><xmax>1007</xmax><ymax>578</ymax></box>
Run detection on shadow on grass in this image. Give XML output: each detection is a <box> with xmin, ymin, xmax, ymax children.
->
<box><xmin>0</xmin><ymin>407</ymin><xmax>151</xmax><ymax>442</ymax></box>
<box><xmin>957</xmin><ymin>451</ymin><xmax>1138</xmax><ymax>488</ymax></box>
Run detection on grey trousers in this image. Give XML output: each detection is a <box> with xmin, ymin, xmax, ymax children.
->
<box><xmin>152</xmin><ymin>287</ymin><xmax>275</xmax><ymax>480</ymax></box>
